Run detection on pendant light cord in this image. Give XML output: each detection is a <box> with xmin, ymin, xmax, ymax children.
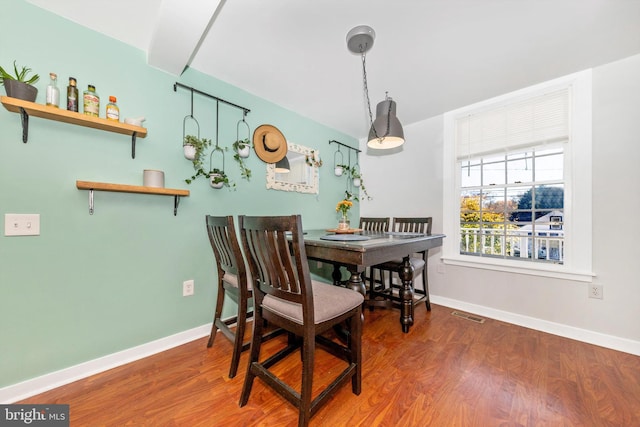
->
<box><xmin>361</xmin><ymin>52</ymin><xmax>392</xmax><ymax>140</ymax></box>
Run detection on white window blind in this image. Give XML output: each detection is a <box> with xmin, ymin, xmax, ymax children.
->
<box><xmin>456</xmin><ymin>88</ymin><xmax>570</xmax><ymax>159</ymax></box>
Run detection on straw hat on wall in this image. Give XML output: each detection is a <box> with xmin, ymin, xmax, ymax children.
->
<box><xmin>253</xmin><ymin>124</ymin><xmax>287</xmax><ymax>163</ymax></box>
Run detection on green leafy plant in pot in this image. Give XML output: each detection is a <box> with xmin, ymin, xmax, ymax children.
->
<box><xmin>208</xmin><ymin>168</ymin><xmax>234</xmax><ymax>189</ymax></box>
<box><xmin>336</xmin><ymin>164</ymin><xmax>371</xmax><ymax>201</ymax></box>
<box><xmin>0</xmin><ymin>61</ymin><xmax>40</xmax><ymax>102</ymax></box>
<box><xmin>184</xmin><ymin>135</ymin><xmax>212</xmax><ymax>184</ymax></box>
<box><xmin>232</xmin><ymin>138</ymin><xmax>252</xmax><ymax>181</ymax></box>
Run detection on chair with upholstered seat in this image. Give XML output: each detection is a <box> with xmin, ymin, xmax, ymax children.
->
<box><xmin>205</xmin><ymin>215</ymin><xmax>282</xmax><ymax>378</ymax></box>
<box><xmin>238</xmin><ymin>214</ymin><xmax>363</xmax><ymax>427</ymax></box>
<box><xmin>370</xmin><ymin>217</ymin><xmax>433</xmax><ymax>311</ymax></box>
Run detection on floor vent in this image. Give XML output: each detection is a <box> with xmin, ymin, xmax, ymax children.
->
<box><xmin>451</xmin><ymin>311</ymin><xmax>486</xmax><ymax>324</ymax></box>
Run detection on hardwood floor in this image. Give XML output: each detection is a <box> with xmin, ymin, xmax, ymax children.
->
<box><xmin>20</xmin><ymin>304</ymin><xmax>640</xmax><ymax>426</ymax></box>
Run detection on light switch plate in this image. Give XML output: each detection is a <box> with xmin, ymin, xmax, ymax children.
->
<box><xmin>4</xmin><ymin>214</ymin><xmax>40</xmax><ymax>236</ymax></box>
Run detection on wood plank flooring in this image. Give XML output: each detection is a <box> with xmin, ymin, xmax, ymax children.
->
<box><xmin>19</xmin><ymin>304</ymin><xmax>640</xmax><ymax>426</ymax></box>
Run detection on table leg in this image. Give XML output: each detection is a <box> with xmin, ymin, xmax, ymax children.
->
<box><xmin>331</xmin><ymin>263</ymin><xmax>342</xmax><ymax>286</ymax></box>
<box><xmin>346</xmin><ymin>267</ymin><xmax>367</xmax><ymax>297</ymax></box>
<box><xmin>398</xmin><ymin>256</ymin><xmax>415</xmax><ymax>333</ymax></box>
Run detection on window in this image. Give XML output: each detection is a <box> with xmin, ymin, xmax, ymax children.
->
<box><xmin>443</xmin><ymin>70</ymin><xmax>593</xmax><ymax>281</ymax></box>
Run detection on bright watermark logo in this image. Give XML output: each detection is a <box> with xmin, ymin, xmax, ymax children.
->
<box><xmin>0</xmin><ymin>405</ymin><xmax>69</xmax><ymax>426</ymax></box>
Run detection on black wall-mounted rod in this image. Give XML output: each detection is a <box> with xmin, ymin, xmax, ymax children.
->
<box><xmin>174</xmin><ymin>82</ymin><xmax>250</xmax><ymax>115</ymax></box>
<box><xmin>329</xmin><ymin>139</ymin><xmax>361</xmax><ymax>153</ymax></box>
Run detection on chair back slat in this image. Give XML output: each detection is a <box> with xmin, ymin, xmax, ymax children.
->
<box><xmin>392</xmin><ymin>217</ymin><xmax>433</xmax><ymax>235</ymax></box>
<box><xmin>240</xmin><ymin>215</ymin><xmax>314</xmax><ymax>318</ymax></box>
<box><xmin>359</xmin><ymin>217</ymin><xmax>390</xmax><ymax>232</ymax></box>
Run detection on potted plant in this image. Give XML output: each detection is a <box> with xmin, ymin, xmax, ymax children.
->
<box><xmin>184</xmin><ymin>135</ymin><xmax>212</xmax><ymax>184</ymax></box>
<box><xmin>232</xmin><ymin>138</ymin><xmax>252</xmax><ymax>181</ymax></box>
<box><xmin>183</xmin><ymin>134</ymin><xmax>211</xmax><ymax>161</ymax></box>
<box><xmin>233</xmin><ymin>138</ymin><xmax>251</xmax><ymax>158</ymax></box>
<box><xmin>335</xmin><ymin>198</ymin><xmax>353</xmax><ymax>230</ymax></box>
<box><xmin>0</xmin><ymin>60</ymin><xmax>40</xmax><ymax>102</ymax></box>
<box><xmin>209</xmin><ymin>168</ymin><xmax>228</xmax><ymax>189</ymax></box>
<box><xmin>338</xmin><ymin>165</ymin><xmax>371</xmax><ymax>201</ymax></box>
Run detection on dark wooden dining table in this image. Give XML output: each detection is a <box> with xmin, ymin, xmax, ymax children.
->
<box><xmin>302</xmin><ymin>229</ymin><xmax>445</xmax><ymax>333</ymax></box>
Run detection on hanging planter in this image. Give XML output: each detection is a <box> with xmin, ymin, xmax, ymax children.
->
<box><xmin>209</xmin><ymin>168</ymin><xmax>227</xmax><ymax>189</ymax></box>
<box><xmin>184</xmin><ymin>144</ymin><xmax>196</xmax><ymax>160</ymax></box>
<box><xmin>333</xmin><ymin>146</ymin><xmax>344</xmax><ymax>176</ymax></box>
<box><xmin>350</xmin><ymin>163</ymin><xmax>361</xmax><ymax>187</ymax></box>
<box><xmin>232</xmin><ymin>114</ymin><xmax>252</xmax><ymax>181</ymax></box>
<box><xmin>182</xmin><ymin>90</ymin><xmax>201</xmax><ymax>160</ymax></box>
<box><xmin>208</xmin><ymin>143</ymin><xmax>235</xmax><ymax>190</ymax></box>
<box><xmin>183</xmin><ymin>134</ymin><xmax>212</xmax><ymax>184</ymax></box>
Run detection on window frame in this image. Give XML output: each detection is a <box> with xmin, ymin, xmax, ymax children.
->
<box><xmin>442</xmin><ymin>70</ymin><xmax>594</xmax><ymax>282</ymax></box>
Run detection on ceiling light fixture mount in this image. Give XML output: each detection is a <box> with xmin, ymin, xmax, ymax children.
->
<box><xmin>346</xmin><ymin>25</ymin><xmax>404</xmax><ymax>150</ymax></box>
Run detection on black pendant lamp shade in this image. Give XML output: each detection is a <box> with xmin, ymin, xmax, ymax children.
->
<box><xmin>367</xmin><ymin>96</ymin><xmax>404</xmax><ymax>149</ymax></box>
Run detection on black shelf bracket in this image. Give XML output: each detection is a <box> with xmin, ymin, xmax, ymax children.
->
<box><xmin>19</xmin><ymin>107</ymin><xmax>29</xmax><ymax>143</ymax></box>
<box><xmin>174</xmin><ymin>195</ymin><xmax>181</xmax><ymax>216</ymax></box>
<box><xmin>131</xmin><ymin>132</ymin><xmax>137</xmax><ymax>159</ymax></box>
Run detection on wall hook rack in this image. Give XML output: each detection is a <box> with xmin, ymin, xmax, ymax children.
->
<box><xmin>329</xmin><ymin>139</ymin><xmax>361</xmax><ymax>154</ymax></box>
<box><xmin>173</xmin><ymin>82</ymin><xmax>250</xmax><ymax>116</ymax></box>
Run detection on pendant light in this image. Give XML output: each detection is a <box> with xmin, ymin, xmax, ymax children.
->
<box><xmin>346</xmin><ymin>25</ymin><xmax>404</xmax><ymax>149</ymax></box>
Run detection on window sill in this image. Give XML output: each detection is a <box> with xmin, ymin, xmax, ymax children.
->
<box><xmin>442</xmin><ymin>256</ymin><xmax>595</xmax><ymax>282</ymax></box>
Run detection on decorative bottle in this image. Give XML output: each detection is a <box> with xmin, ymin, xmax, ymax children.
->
<box><xmin>67</xmin><ymin>77</ymin><xmax>79</xmax><ymax>112</ymax></box>
<box><xmin>106</xmin><ymin>96</ymin><xmax>119</xmax><ymax>121</ymax></box>
<box><xmin>83</xmin><ymin>84</ymin><xmax>100</xmax><ymax>117</ymax></box>
<box><xmin>45</xmin><ymin>73</ymin><xmax>60</xmax><ymax>108</ymax></box>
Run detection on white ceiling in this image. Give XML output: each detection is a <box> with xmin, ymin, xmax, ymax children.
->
<box><xmin>26</xmin><ymin>0</ymin><xmax>640</xmax><ymax>140</ymax></box>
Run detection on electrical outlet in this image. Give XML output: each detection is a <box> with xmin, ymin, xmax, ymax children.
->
<box><xmin>183</xmin><ymin>280</ymin><xmax>194</xmax><ymax>297</ymax></box>
<box><xmin>589</xmin><ymin>284</ymin><xmax>603</xmax><ymax>299</ymax></box>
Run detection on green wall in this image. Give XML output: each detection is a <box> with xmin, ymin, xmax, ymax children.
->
<box><xmin>0</xmin><ymin>1</ymin><xmax>359</xmax><ymax>388</ymax></box>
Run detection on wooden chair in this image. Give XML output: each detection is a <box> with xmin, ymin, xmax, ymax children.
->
<box><xmin>369</xmin><ymin>217</ymin><xmax>433</xmax><ymax>311</ymax></box>
<box><xmin>205</xmin><ymin>215</ymin><xmax>281</xmax><ymax>378</ymax></box>
<box><xmin>358</xmin><ymin>217</ymin><xmax>390</xmax><ymax>304</ymax></box>
<box><xmin>238</xmin><ymin>214</ymin><xmax>363</xmax><ymax>427</ymax></box>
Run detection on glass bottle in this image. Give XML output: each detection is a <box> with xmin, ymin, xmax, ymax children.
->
<box><xmin>67</xmin><ymin>77</ymin><xmax>79</xmax><ymax>112</ymax></box>
<box><xmin>106</xmin><ymin>96</ymin><xmax>119</xmax><ymax>121</ymax></box>
<box><xmin>83</xmin><ymin>84</ymin><xmax>100</xmax><ymax>117</ymax></box>
<box><xmin>45</xmin><ymin>72</ymin><xmax>60</xmax><ymax>108</ymax></box>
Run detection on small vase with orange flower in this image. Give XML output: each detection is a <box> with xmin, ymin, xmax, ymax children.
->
<box><xmin>336</xmin><ymin>199</ymin><xmax>353</xmax><ymax>231</ymax></box>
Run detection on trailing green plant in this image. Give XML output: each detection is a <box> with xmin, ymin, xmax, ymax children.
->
<box><xmin>305</xmin><ymin>150</ymin><xmax>323</xmax><ymax>168</ymax></box>
<box><xmin>208</xmin><ymin>168</ymin><xmax>236</xmax><ymax>190</ymax></box>
<box><xmin>184</xmin><ymin>135</ymin><xmax>212</xmax><ymax>184</ymax></box>
<box><xmin>0</xmin><ymin>61</ymin><xmax>40</xmax><ymax>85</ymax></box>
<box><xmin>232</xmin><ymin>138</ymin><xmax>252</xmax><ymax>181</ymax></box>
<box><xmin>337</xmin><ymin>164</ymin><xmax>371</xmax><ymax>201</ymax></box>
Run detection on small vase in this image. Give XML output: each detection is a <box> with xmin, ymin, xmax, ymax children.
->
<box><xmin>334</xmin><ymin>166</ymin><xmax>343</xmax><ymax>176</ymax></box>
<box><xmin>353</xmin><ymin>178</ymin><xmax>361</xmax><ymax>188</ymax></box>
<box><xmin>338</xmin><ymin>216</ymin><xmax>350</xmax><ymax>230</ymax></box>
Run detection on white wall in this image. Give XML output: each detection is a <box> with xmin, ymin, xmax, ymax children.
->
<box><xmin>360</xmin><ymin>53</ymin><xmax>640</xmax><ymax>355</ymax></box>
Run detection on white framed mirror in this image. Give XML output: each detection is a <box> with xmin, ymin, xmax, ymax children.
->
<box><xmin>266</xmin><ymin>143</ymin><xmax>319</xmax><ymax>194</ymax></box>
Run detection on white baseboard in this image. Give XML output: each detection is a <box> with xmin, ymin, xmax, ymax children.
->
<box><xmin>0</xmin><ymin>324</ymin><xmax>211</xmax><ymax>404</ymax></box>
<box><xmin>431</xmin><ymin>295</ymin><xmax>640</xmax><ymax>356</ymax></box>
